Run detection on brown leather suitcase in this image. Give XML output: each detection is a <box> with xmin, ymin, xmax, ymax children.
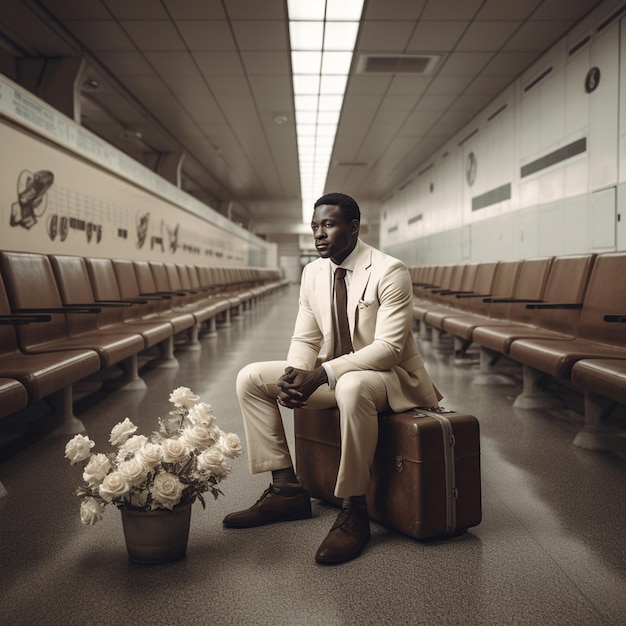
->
<box><xmin>294</xmin><ymin>407</ymin><xmax>482</xmax><ymax>540</ymax></box>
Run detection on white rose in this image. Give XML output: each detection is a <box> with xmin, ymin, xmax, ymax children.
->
<box><xmin>118</xmin><ymin>434</ymin><xmax>148</xmax><ymax>457</ymax></box>
<box><xmin>80</xmin><ymin>497</ymin><xmax>103</xmax><ymax>525</ymax></box>
<box><xmin>161</xmin><ymin>438</ymin><xmax>188</xmax><ymax>463</ymax></box>
<box><xmin>197</xmin><ymin>447</ymin><xmax>229</xmax><ymax>479</ymax></box>
<box><xmin>136</xmin><ymin>442</ymin><xmax>162</xmax><ymax>467</ymax></box>
<box><xmin>181</xmin><ymin>425</ymin><xmax>214</xmax><ymax>450</ymax></box>
<box><xmin>218</xmin><ymin>432</ymin><xmax>243</xmax><ymax>459</ymax></box>
<box><xmin>151</xmin><ymin>472</ymin><xmax>185</xmax><ymax>509</ymax></box>
<box><xmin>82</xmin><ymin>453</ymin><xmax>112</xmax><ymax>486</ymax></box>
<box><xmin>117</xmin><ymin>458</ymin><xmax>149</xmax><ymax>487</ymax></box>
<box><xmin>99</xmin><ymin>471</ymin><xmax>131</xmax><ymax>502</ymax></box>
<box><xmin>187</xmin><ymin>402</ymin><xmax>216</xmax><ymax>428</ymax></box>
<box><xmin>109</xmin><ymin>418</ymin><xmax>138</xmax><ymax>447</ymax></box>
<box><xmin>169</xmin><ymin>387</ymin><xmax>200</xmax><ymax>408</ymax></box>
<box><xmin>65</xmin><ymin>434</ymin><xmax>95</xmax><ymax>465</ymax></box>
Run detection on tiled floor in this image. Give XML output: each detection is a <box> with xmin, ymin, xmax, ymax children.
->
<box><xmin>1</xmin><ymin>285</ymin><xmax>626</xmax><ymax>625</ymax></box>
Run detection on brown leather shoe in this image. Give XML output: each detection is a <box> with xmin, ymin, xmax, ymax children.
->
<box><xmin>222</xmin><ymin>484</ymin><xmax>312</xmax><ymax>528</ymax></box>
<box><xmin>315</xmin><ymin>506</ymin><xmax>370</xmax><ymax>564</ymax></box>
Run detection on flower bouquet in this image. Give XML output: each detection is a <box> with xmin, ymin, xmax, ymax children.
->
<box><xmin>65</xmin><ymin>387</ymin><xmax>243</xmax><ymax>526</ymax></box>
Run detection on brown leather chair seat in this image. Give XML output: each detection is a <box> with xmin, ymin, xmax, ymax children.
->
<box><xmin>0</xmin><ymin>272</ymin><xmax>100</xmax><ymax>403</ymax></box>
<box><xmin>509</xmin><ymin>252</ymin><xmax>626</xmax><ymax>380</ymax></box>
<box><xmin>0</xmin><ymin>378</ymin><xmax>28</xmax><ymax>419</ymax></box>
<box><xmin>572</xmin><ymin>359</ymin><xmax>626</xmax><ymax>406</ymax></box>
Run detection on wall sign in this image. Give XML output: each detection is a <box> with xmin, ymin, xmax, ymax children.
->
<box><xmin>585</xmin><ymin>67</ymin><xmax>600</xmax><ymax>93</ymax></box>
<box><xmin>466</xmin><ymin>151</ymin><xmax>477</xmax><ymax>186</ymax></box>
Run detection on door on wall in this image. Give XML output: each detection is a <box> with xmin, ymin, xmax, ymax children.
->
<box><xmin>590</xmin><ymin>186</ymin><xmax>617</xmax><ymax>252</ymax></box>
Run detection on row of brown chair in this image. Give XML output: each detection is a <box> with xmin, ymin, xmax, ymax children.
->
<box><xmin>0</xmin><ymin>250</ymin><xmax>287</xmax><ymax>446</ymax></box>
<box><xmin>410</xmin><ymin>253</ymin><xmax>626</xmax><ymax>452</ymax></box>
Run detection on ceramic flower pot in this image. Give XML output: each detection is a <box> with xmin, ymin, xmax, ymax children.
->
<box><xmin>120</xmin><ymin>501</ymin><xmax>192</xmax><ymax>564</ymax></box>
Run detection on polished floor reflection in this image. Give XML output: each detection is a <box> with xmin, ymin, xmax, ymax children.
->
<box><xmin>1</xmin><ymin>284</ymin><xmax>626</xmax><ymax>626</ymax></box>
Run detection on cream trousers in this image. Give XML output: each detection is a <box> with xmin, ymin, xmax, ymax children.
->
<box><xmin>236</xmin><ymin>360</ymin><xmax>390</xmax><ymax>498</ymax></box>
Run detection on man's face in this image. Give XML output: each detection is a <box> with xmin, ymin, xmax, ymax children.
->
<box><xmin>311</xmin><ymin>204</ymin><xmax>358</xmax><ymax>265</ymax></box>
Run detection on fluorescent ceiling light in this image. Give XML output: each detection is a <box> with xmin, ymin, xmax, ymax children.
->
<box><xmin>288</xmin><ymin>0</ymin><xmax>365</xmax><ymax>223</ymax></box>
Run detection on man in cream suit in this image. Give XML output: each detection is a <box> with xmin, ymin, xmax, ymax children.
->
<box><xmin>223</xmin><ymin>192</ymin><xmax>441</xmax><ymax>564</ymax></box>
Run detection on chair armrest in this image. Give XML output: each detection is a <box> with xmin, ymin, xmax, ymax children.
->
<box><xmin>604</xmin><ymin>315</ymin><xmax>626</xmax><ymax>323</ymax></box>
<box><xmin>525</xmin><ymin>303</ymin><xmax>583</xmax><ymax>310</ymax></box>
<box><xmin>94</xmin><ymin>300</ymin><xmax>134</xmax><ymax>307</ymax></box>
<box><xmin>139</xmin><ymin>292</ymin><xmax>172</xmax><ymax>300</ymax></box>
<box><xmin>0</xmin><ymin>313</ymin><xmax>52</xmax><ymax>325</ymax></box>
<box><xmin>455</xmin><ymin>293</ymin><xmax>492</xmax><ymax>299</ymax></box>
<box><xmin>12</xmin><ymin>305</ymin><xmax>101</xmax><ymax>314</ymax></box>
<box><xmin>483</xmin><ymin>298</ymin><xmax>543</xmax><ymax>304</ymax></box>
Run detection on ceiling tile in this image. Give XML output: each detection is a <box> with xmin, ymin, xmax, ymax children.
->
<box><xmin>224</xmin><ymin>0</ymin><xmax>286</xmax><ymax>20</ymax></box>
<box><xmin>427</xmin><ymin>74</ymin><xmax>474</xmax><ymax>94</ymax></box>
<box><xmin>146</xmin><ymin>52</ymin><xmax>203</xmax><ymax>76</ymax></box>
<box><xmin>385</xmin><ymin>75</ymin><xmax>432</xmax><ymax>96</ymax></box>
<box><xmin>363</xmin><ymin>0</ymin><xmax>427</xmax><ymax>20</ymax></box>
<box><xmin>417</xmin><ymin>93</ymin><xmax>458</xmax><ymax>110</ymax></box>
<box><xmin>176</xmin><ymin>21</ymin><xmax>236</xmax><ymax>50</ymax></box>
<box><xmin>103</xmin><ymin>0</ymin><xmax>169</xmax><ymax>19</ymax></box>
<box><xmin>477</xmin><ymin>0</ymin><xmax>541</xmax><ymax>20</ymax></box>
<box><xmin>240</xmin><ymin>51</ymin><xmax>290</xmax><ymax>75</ymax></box>
<box><xmin>93</xmin><ymin>55</ymin><xmax>151</xmax><ymax>81</ymax></box>
<box><xmin>357</xmin><ymin>21</ymin><xmax>416</xmax><ymax>52</ymax></box>
<box><xmin>439</xmin><ymin>51</ymin><xmax>495</xmax><ymax>75</ymax></box>
<box><xmin>193</xmin><ymin>51</ymin><xmax>246</xmax><ymax>76</ymax></box>
<box><xmin>464</xmin><ymin>74</ymin><xmax>515</xmax><ymax>96</ymax></box>
<box><xmin>345</xmin><ymin>75</ymin><xmax>394</xmax><ymax>96</ymax></box>
<box><xmin>121</xmin><ymin>20</ymin><xmax>186</xmax><ymax>50</ymax></box>
<box><xmin>481</xmin><ymin>51</ymin><xmax>538</xmax><ymax>75</ymax></box>
<box><xmin>456</xmin><ymin>21</ymin><xmax>522</xmax><ymax>52</ymax></box>
<box><xmin>247</xmin><ymin>75</ymin><xmax>293</xmax><ymax>95</ymax></box>
<box><xmin>57</xmin><ymin>20</ymin><xmax>136</xmax><ymax>52</ymax></box>
<box><xmin>422</xmin><ymin>0</ymin><xmax>485</xmax><ymax>21</ymax></box>
<box><xmin>40</xmin><ymin>0</ymin><xmax>110</xmax><ymax>19</ymax></box>
<box><xmin>118</xmin><ymin>74</ymin><xmax>169</xmax><ymax>95</ymax></box>
<box><xmin>406</xmin><ymin>21</ymin><xmax>469</xmax><ymax>52</ymax></box>
<box><xmin>163</xmin><ymin>0</ymin><xmax>226</xmax><ymax>20</ymax></box>
<box><xmin>448</xmin><ymin>93</ymin><xmax>494</xmax><ymax>112</ymax></box>
<box><xmin>533</xmin><ymin>0</ymin><xmax>596</xmax><ymax>21</ymax></box>
<box><xmin>230</xmin><ymin>20</ymin><xmax>288</xmax><ymax>50</ymax></box>
<box><xmin>504</xmin><ymin>20</ymin><xmax>574</xmax><ymax>52</ymax></box>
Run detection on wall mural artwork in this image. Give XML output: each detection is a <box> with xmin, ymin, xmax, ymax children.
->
<box><xmin>10</xmin><ymin>169</ymin><xmax>54</xmax><ymax>230</ymax></box>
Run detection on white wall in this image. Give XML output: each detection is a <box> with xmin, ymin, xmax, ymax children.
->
<box><xmin>0</xmin><ymin>75</ymin><xmax>276</xmax><ymax>268</ymax></box>
<box><xmin>381</xmin><ymin>0</ymin><xmax>625</xmax><ymax>266</ymax></box>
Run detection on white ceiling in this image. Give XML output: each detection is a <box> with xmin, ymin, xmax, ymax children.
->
<box><xmin>0</xmin><ymin>0</ymin><xmax>608</xmax><ymax>233</ymax></box>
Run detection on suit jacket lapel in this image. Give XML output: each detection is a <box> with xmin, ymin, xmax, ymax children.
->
<box><xmin>348</xmin><ymin>243</ymin><xmax>373</xmax><ymax>333</ymax></box>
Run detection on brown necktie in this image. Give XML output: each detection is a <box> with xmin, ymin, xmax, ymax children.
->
<box><xmin>333</xmin><ymin>267</ymin><xmax>353</xmax><ymax>357</ymax></box>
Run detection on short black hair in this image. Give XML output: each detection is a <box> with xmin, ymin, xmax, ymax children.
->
<box><xmin>314</xmin><ymin>192</ymin><xmax>360</xmax><ymax>224</ymax></box>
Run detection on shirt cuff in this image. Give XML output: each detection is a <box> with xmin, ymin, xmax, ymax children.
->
<box><xmin>321</xmin><ymin>361</ymin><xmax>337</xmax><ymax>390</ymax></box>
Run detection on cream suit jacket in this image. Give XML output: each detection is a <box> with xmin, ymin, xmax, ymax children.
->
<box><xmin>286</xmin><ymin>240</ymin><xmax>441</xmax><ymax>411</ymax></box>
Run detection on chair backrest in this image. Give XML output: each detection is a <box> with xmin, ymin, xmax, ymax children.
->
<box><xmin>0</xmin><ymin>251</ymin><xmax>69</xmax><ymax>350</ymax></box>
<box><xmin>48</xmin><ymin>254</ymin><xmax>100</xmax><ymax>335</ymax></box>
<box><xmin>463</xmin><ymin>260</ymin><xmax>521</xmax><ymax>317</ymax></box>
<box><xmin>578</xmin><ymin>252</ymin><xmax>626</xmax><ymax>345</ymax></box>
<box><xmin>534</xmin><ymin>253</ymin><xmax>596</xmax><ymax>334</ymax></box>
<box><xmin>85</xmin><ymin>257</ymin><xmax>123</xmax><ymax>301</ymax></box>
<box><xmin>506</xmin><ymin>257</ymin><xmax>554</xmax><ymax>324</ymax></box>
<box><xmin>0</xmin><ymin>269</ymin><xmax>22</xmax><ymax>356</ymax></box>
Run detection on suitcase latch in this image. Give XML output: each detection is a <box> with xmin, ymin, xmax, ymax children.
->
<box><xmin>395</xmin><ymin>456</ymin><xmax>404</xmax><ymax>472</ymax></box>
